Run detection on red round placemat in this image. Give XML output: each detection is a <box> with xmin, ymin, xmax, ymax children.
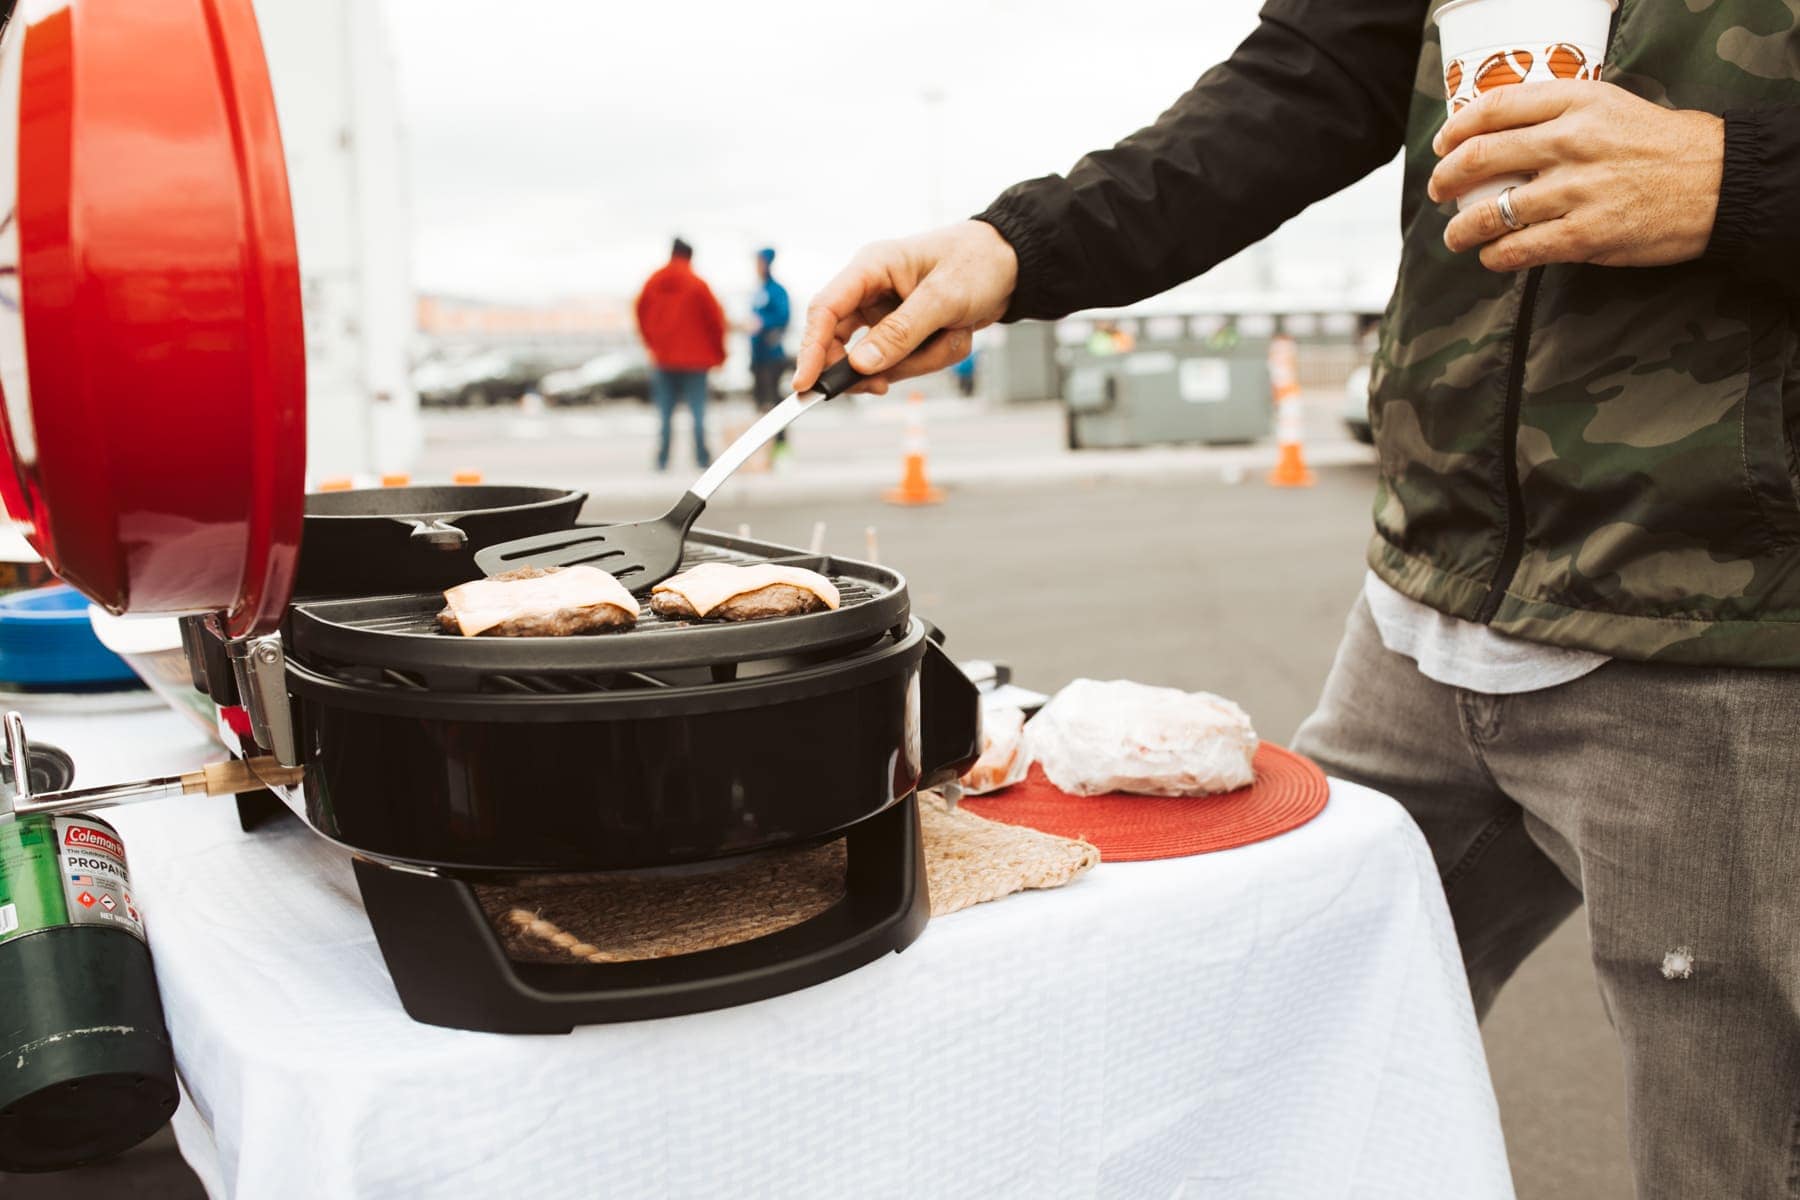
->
<box><xmin>960</xmin><ymin>742</ymin><xmax>1329</xmax><ymax>862</ymax></box>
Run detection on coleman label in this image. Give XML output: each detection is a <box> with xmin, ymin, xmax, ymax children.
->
<box><xmin>63</xmin><ymin>823</ymin><xmax>125</xmax><ymax>859</ymax></box>
<box><xmin>53</xmin><ymin>817</ymin><xmax>145</xmax><ymax>941</ymax></box>
<box><xmin>0</xmin><ymin>815</ymin><xmax>146</xmax><ymax>943</ymax></box>
<box><xmin>0</xmin><ymin>813</ymin><xmax>146</xmax><ymax>942</ymax></box>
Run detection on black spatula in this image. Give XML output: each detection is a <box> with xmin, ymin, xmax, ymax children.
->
<box><xmin>474</xmin><ymin>357</ymin><xmax>865</xmax><ymax>589</ymax></box>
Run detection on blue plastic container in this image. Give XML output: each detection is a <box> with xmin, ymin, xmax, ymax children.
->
<box><xmin>0</xmin><ymin>586</ymin><xmax>139</xmax><ymax>688</ymax></box>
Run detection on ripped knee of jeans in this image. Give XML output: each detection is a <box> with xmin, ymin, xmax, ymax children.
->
<box><xmin>1659</xmin><ymin>947</ymin><xmax>1695</xmax><ymax>981</ymax></box>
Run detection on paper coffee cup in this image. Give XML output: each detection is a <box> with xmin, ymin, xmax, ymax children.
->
<box><xmin>1435</xmin><ymin>0</ymin><xmax>1617</xmax><ymax>209</ymax></box>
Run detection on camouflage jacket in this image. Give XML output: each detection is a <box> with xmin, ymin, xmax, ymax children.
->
<box><xmin>981</xmin><ymin>1</ymin><xmax>1800</xmax><ymax>666</ymax></box>
<box><xmin>1371</xmin><ymin>2</ymin><xmax>1800</xmax><ymax>665</ymax></box>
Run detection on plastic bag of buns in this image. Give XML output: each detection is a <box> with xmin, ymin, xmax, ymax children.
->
<box><xmin>959</xmin><ymin>704</ymin><xmax>1030</xmax><ymax>795</ymax></box>
<box><xmin>1022</xmin><ymin>679</ymin><xmax>1257</xmax><ymax>797</ymax></box>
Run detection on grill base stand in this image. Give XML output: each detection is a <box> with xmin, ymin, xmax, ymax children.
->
<box><xmin>352</xmin><ymin>792</ymin><xmax>930</xmax><ymax>1033</ymax></box>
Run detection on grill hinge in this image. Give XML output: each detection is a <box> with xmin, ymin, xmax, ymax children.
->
<box><xmin>225</xmin><ymin>630</ymin><xmax>299</xmax><ymax>768</ymax></box>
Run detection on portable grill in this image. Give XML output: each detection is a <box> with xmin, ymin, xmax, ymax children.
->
<box><xmin>0</xmin><ymin>0</ymin><xmax>981</xmax><ymax>1034</ymax></box>
<box><xmin>165</xmin><ymin>529</ymin><xmax>980</xmax><ymax>1033</ymax></box>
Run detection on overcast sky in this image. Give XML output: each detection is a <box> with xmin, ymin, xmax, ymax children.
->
<box><xmin>380</xmin><ymin>0</ymin><xmax>1403</xmax><ymax>312</ymax></box>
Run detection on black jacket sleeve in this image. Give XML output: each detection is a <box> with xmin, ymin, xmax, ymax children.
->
<box><xmin>974</xmin><ymin>0</ymin><xmax>1429</xmax><ymax>322</ymax></box>
<box><xmin>1704</xmin><ymin>106</ymin><xmax>1800</xmax><ymax>291</ymax></box>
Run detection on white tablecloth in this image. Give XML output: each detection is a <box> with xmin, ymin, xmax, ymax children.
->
<box><xmin>22</xmin><ymin>695</ymin><xmax>1515</xmax><ymax>1200</ymax></box>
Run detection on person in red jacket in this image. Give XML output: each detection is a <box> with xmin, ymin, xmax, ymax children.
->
<box><xmin>634</xmin><ymin>237</ymin><xmax>726</xmax><ymax>469</ymax></box>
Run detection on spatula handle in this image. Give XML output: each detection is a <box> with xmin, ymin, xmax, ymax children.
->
<box><xmin>689</xmin><ymin>358</ymin><xmax>868</xmax><ymax>502</ymax></box>
<box><xmin>813</xmin><ymin>356</ymin><xmax>864</xmax><ymax>400</ymax></box>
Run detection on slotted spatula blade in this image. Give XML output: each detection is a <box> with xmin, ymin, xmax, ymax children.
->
<box><xmin>473</xmin><ymin>357</ymin><xmax>864</xmax><ymax>589</ymax></box>
<box><xmin>471</xmin><ymin>492</ymin><xmax>705</xmax><ymax>586</ymax></box>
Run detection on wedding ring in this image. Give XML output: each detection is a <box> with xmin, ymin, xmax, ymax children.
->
<box><xmin>1497</xmin><ymin>186</ymin><xmax>1526</xmax><ymax>232</ymax></box>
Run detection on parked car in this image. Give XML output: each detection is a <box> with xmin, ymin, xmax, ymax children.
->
<box><xmin>540</xmin><ymin>350</ymin><xmax>651</xmax><ymax>405</ymax></box>
<box><xmin>1343</xmin><ymin>363</ymin><xmax>1373</xmax><ymax>444</ymax></box>
<box><xmin>413</xmin><ymin>351</ymin><xmax>548</xmax><ymax>408</ymax></box>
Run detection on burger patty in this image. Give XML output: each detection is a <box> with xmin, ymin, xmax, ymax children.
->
<box><xmin>649</xmin><ymin>583</ymin><xmax>830</xmax><ymax>623</ymax></box>
<box><xmin>438</xmin><ymin>566</ymin><xmax>638</xmax><ymax>637</ymax></box>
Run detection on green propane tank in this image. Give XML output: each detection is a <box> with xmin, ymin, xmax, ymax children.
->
<box><xmin>0</xmin><ymin>743</ymin><xmax>177</xmax><ymax>1172</ymax></box>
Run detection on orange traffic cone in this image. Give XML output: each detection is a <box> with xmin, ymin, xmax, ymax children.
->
<box><xmin>884</xmin><ymin>392</ymin><xmax>945</xmax><ymax>506</ymax></box>
<box><xmin>1266</xmin><ymin>334</ymin><xmax>1315</xmax><ymax>488</ymax></box>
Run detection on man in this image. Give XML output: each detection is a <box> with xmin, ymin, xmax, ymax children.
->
<box><xmin>635</xmin><ymin>237</ymin><xmax>726</xmax><ymax>470</ymax></box>
<box><xmin>748</xmin><ymin>247</ymin><xmax>793</xmax><ymax>461</ymax></box>
<box><xmin>952</xmin><ymin>347</ymin><xmax>977</xmax><ymax>398</ymax></box>
<box><xmin>791</xmin><ymin>5</ymin><xmax>1800</xmax><ymax>1196</ymax></box>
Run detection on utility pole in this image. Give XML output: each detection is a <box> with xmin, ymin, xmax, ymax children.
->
<box><xmin>921</xmin><ymin>85</ymin><xmax>946</xmax><ymax>226</ymax></box>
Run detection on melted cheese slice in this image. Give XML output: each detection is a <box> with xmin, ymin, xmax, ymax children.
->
<box><xmin>443</xmin><ymin>566</ymin><xmax>638</xmax><ymax>637</ymax></box>
<box><xmin>651</xmin><ymin>562</ymin><xmax>840</xmax><ymax>617</ymax></box>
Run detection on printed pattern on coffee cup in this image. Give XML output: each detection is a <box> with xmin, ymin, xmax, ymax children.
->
<box><xmin>1443</xmin><ymin>42</ymin><xmax>1601</xmax><ymax>112</ymax></box>
<box><xmin>1547</xmin><ymin>43</ymin><xmax>1594</xmax><ymax>80</ymax></box>
<box><xmin>1475</xmin><ymin>48</ymin><xmax>1534</xmax><ymax>92</ymax></box>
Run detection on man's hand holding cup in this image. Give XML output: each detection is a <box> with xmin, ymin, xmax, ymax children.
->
<box><xmin>1427</xmin><ymin>0</ymin><xmax>1724</xmax><ymax>273</ymax></box>
<box><xmin>1431</xmin><ymin>82</ymin><xmax>1724</xmax><ymax>272</ymax></box>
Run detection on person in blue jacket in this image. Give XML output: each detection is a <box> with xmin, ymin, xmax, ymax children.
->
<box><xmin>951</xmin><ymin>347</ymin><xmax>977</xmax><ymax>397</ymax></box>
<box><xmin>748</xmin><ymin>247</ymin><xmax>792</xmax><ymax>459</ymax></box>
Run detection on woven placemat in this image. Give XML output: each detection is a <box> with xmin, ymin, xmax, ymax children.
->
<box><xmin>478</xmin><ymin>793</ymin><xmax>1098</xmax><ymax>965</ymax></box>
<box><xmin>916</xmin><ymin>789</ymin><xmax>1098</xmax><ymax>915</ymax></box>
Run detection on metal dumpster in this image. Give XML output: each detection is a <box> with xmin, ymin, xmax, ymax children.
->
<box><xmin>1062</xmin><ymin>320</ymin><xmax>1272</xmax><ymax>449</ymax></box>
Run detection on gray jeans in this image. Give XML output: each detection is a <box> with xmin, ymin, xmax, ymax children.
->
<box><xmin>1292</xmin><ymin>597</ymin><xmax>1800</xmax><ymax>1199</ymax></box>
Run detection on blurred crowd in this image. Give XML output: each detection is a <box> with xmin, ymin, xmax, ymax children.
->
<box><xmin>632</xmin><ymin>239</ymin><xmax>791</xmax><ymax>471</ymax></box>
<box><xmin>415</xmin><ymin>238</ymin><xmax>980</xmax><ymax>475</ymax></box>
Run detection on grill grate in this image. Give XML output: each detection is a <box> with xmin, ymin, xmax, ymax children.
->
<box><xmin>349</xmin><ymin>576</ymin><xmax>886</xmax><ymax>642</ymax></box>
<box><xmin>285</xmin><ymin>530</ymin><xmax>910</xmax><ymax>692</ymax></box>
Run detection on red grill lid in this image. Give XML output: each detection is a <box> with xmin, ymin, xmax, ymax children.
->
<box><xmin>0</xmin><ymin>0</ymin><xmax>304</xmax><ymax>637</ymax></box>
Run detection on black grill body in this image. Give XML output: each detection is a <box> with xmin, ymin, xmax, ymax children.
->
<box><xmin>243</xmin><ymin>526</ymin><xmax>982</xmax><ymax>1032</ymax></box>
<box><xmin>289</xmin><ymin>622</ymin><xmax>967</xmax><ymax>871</ymax></box>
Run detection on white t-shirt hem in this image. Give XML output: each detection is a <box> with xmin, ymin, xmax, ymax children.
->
<box><xmin>1362</xmin><ymin>571</ymin><xmax>1610</xmax><ymax>696</ymax></box>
